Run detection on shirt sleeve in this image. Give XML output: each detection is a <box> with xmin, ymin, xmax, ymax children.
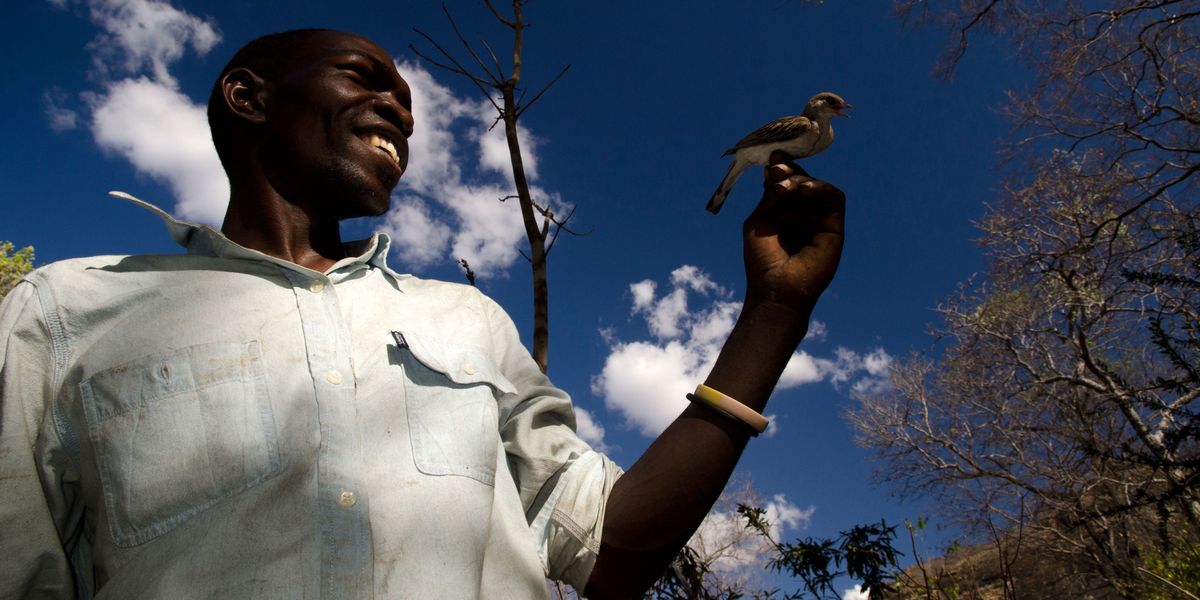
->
<box><xmin>0</xmin><ymin>280</ymin><xmax>80</xmax><ymax>599</ymax></box>
<box><xmin>482</xmin><ymin>295</ymin><xmax>623</xmax><ymax>590</ymax></box>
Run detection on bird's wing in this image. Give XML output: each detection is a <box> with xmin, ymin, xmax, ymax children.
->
<box><xmin>722</xmin><ymin>115</ymin><xmax>815</xmax><ymax>156</ymax></box>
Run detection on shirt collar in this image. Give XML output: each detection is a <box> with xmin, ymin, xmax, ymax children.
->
<box><xmin>110</xmin><ymin>191</ymin><xmax>408</xmax><ymax>281</ymax></box>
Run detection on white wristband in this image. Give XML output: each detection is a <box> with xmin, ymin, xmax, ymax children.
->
<box><xmin>688</xmin><ymin>384</ymin><xmax>769</xmax><ymax>435</ymax></box>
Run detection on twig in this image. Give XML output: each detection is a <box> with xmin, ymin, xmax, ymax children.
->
<box><xmin>517</xmin><ymin>64</ymin><xmax>571</xmax><ymax>117</ymax></box>
<box><xmin>1137</xmin><ymin>566</ymin><xmax>1200</xmax><ymax>600</ymax></box>
<box><xmin>458</xmin><ymin>258</ymin><xmax>476</xmax><ymax>286</ymax></box>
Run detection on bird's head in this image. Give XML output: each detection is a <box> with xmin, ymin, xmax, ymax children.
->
<box><xmin>804</xmin><ymin>92</ymin><xmax>852</xmax><ymax>121</ymax></box>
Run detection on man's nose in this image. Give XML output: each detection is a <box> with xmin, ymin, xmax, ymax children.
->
<box><xmin>375</xmin><ymin>95</ymin><xmax>414</xmax><ymax>138</ymax></box>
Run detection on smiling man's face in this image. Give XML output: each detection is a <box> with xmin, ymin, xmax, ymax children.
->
<box><xmin>258</xmin><ymin>31</ymin><xmax>414</xmax><ymax>220</ymax></box>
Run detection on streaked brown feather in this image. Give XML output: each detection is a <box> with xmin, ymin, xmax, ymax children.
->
<box><xmin>722</xmin><ymin>116</ymin><xmax>815</xmax><ymax>156</ymax></box>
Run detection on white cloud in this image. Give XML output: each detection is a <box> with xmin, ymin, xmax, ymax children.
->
<box><xmin>573</xmin><ymin>407</ymin><xmax>609</xmax><ymax>452</ymax></box>
<box><xmin>630</xmin><ymin>265</ymin><xmax>731</xmax><ymax>341</ymax></box>
<box><xmin>765</xmin><ymin>494</ymin><xmax>814</xmax><ymax>531</ymax></box>
<box><xmin>630</xmin><ymin>279</ymin><xmax>656</xmax><ymax>312</ymax></box>
<box><xmin>445</xmin><ymin>182</ymin><xmax>528</xmax><ymax>274</ymax></box>
<box><xmin>816</xmin><ymin>346</ymin><xmax>895</xmax><ymax>395</ymax></box>
<box><xmin>394</xmin><ymin>60</ymin><xmax>475</xmax><ymax>197</ymax></box>
<box><xmin>44</xmin><ymin>89</ymin><xmax>79</xmax><ymax>132</ymax></box>
<box><xmin>671</xmin><ymin>264</ymin><xmax>722</xmax><ymax>294</ymax></box>
<box><xmin>83</xmin><ymin>0</ymin><xmax>220</xmax><ymax>87</ymax></box>
<box><xmin>592</xmin><ymin>266</ymin><xmax>895</xmax><ymax>437</ymax></box>
<box><xmin>843</xmin><ymin>584</ymin><xmax>870</xmax><ymax>600</ymax></box>
<box><xmin>863</xmin><ymin>348</ymin><xmax>892</xmax><ymax>375</ymax></box>
<box><xmin>643</xmin><ymin>287</ymin><xmax>689</xmax><ymax>339</ymax></box>
<box><xmin>89</xmin><ymin>77</ymin><xmax>228</xmax><ymax>224</ymax></box>
<box><xmin>778</xmin><ymin>350</ymin><xmax>825</xmax><ymax>388</ymax></box>
<box><xmin>387</xmin><ymin>60</ymin><xmax>566</xmax><ymax>276</ymax></box>
<box><xmin>592</xmin><ymin>339</ymin><xmax>699</xmax><ymax>436</ymax></box>
<box><xmin>379</xmin><ymin>196</ymin><xmax>453</xmax><ymax>266</ymax></box>
<box><xmin>594</xmin><ymin>267</ymin><xmax>777</xmax><ymax>436</ymax></box>
<box><xmin>805</xmin><ymin>320</ymin><xmax>828</xmax><ymax>343</ymax></box>
<box><xmin>475</xmin><ymin>113</ymin><xmax>539</xmax><ymax>183</ymax></box>
<box><xmin>56</xmin><ymin>0</ymin><xmax>227</xmax><ymax>224</ymax></box>
<box><xmin>852</xmin><ymin>348</ymin><xmax>894</xmax><ymax>395</ymax></box>
<box><xmin>687</xmin><ymin>298</ymin><xmax>740</xmax><ymax>347</ymax></box>
<box><xmin>762</xmin><ymin>415</ymin><xmax>779</xmax><ymax>438</ymax></box>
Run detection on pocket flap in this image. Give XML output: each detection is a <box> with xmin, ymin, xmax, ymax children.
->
<box><xmin>397</xmin><ymin>331</ymin><xmax>517</xmax><ymax>395</ymax></box>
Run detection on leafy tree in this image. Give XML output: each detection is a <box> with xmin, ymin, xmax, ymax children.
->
<box><xmin>1138</xmin><ymin>534</ymin><xmax>1200</xmax><ymax>599</ymax></box>
<box><xmin>644</xmin><ymin>498</ymin><xmax>903</xmax><ymax>600</ymax></box>
<box><xmin>850</xmin><ymin>1</ymin><xmax>1200</xmax><ymax>596</ymax></box>
<box><xmin>0</xmin><ymin>241</ymin><xmax>34</xmax><ymax>300</ymax></box>
<box><xmin>644</xmin><ymin>480</ymin><xmax>806</xmax><ymax>599</ymax></box>
<box><xmin>743</xmin><ymin>508</ymin><xmax>899</xmax><ymax>600</ymax></box>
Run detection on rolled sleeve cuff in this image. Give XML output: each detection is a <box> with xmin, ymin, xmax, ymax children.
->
<box><xmin>529</xmin><ymin>450</ymin><xmax>623</xmax><ymax>590</ymax></box>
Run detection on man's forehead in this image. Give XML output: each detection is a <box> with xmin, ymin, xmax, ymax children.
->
<box><xmin>295</xmin><ymin>30</ymin><xmax>393</xmax><ymax>63</ymax></box>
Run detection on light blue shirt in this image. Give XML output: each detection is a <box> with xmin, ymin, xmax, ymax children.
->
<box><xmin>0</xmin><ymin>193</ymin><xmax>621</xmax><ymax>599</ymax></box>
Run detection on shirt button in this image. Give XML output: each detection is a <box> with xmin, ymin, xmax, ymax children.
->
<box><xmin>326</xmin><ymin>370</ymin><xmax>343</xmax><ymax>385</ymax></box>
<box><xmin>338</xmin><ymin>490</ymin><xmax>357</xmax><ymax>508</ymax></box>
<box><xmin>309</xmin><ymin>280</ymin><xmax>326</xmax><ymax>294</ymax></box>
<box><xmin>462</xmin><ymin>364</ymin><xmax>477</xmax><ymax>375</ymax></box>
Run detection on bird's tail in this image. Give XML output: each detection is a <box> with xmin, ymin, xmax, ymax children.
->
<box><xmin>706</xmin><ymin>159</ymin><xmax>748</xmax><ymax>214</ymax></box>
<box><xmin>706</xmin><ymin>189</ymin><xmax>728</xmax><ymax>214</ymax></box>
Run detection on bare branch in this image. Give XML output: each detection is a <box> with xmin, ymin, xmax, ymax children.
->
<box><xmin>478</xmin><ymin>35</ymin><xmax>505</xmax><ymax>79</ymax></box>
<box><xmin>516</xmin><ymin>64</ymin><xmax>571</xmax><ymax>117</ymax></box>
<box><xmin>482</xmin><ymin>0</ymin><xmax>516</xmax><ymax>28</ymax></box>
<box><xmin>442</xmin><ymin>3</ymin><xmax>504</xmax><ymax>82</ymax></box>
<box><xmin>408</xmin><ymin>28</ymin><xmax>505</xmax><ymax>115</ymax></box>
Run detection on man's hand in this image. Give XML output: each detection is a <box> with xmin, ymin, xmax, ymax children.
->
<box><xmin>742</xmin><ymin>150</ymin><xmax>846</xmax><ymax>316</ymax></box>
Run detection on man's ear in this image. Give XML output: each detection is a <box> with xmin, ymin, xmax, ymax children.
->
<box><xmin>221</xmin><ymin>67</ymin><xmax>269</xmax><ymax>124</ymax></box>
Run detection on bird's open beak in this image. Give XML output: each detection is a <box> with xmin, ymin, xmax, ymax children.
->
<box><xmin>836</xmin><ymin>103</ymin><xmax>853</xmax><ymax>117</ymax></box>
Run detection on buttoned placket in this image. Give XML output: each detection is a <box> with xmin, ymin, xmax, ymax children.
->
<box><xmin>285</xmin><ymin>268</ymin><xmax>372</xmax><ymax>599</ymax></box>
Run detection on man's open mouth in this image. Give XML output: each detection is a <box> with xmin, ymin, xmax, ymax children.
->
<box><xmin>362</xmin><ymin>133</ymin><xmax>400</xmax><ymax>166</ymax></box>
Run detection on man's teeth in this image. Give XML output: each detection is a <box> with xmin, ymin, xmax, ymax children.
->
<box><xmin>365</xmin><ymin>134</ymin><xmax>399</xmax><ymax>165</ymax></box>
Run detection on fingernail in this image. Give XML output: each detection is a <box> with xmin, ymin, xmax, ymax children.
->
<box><xmin>769</xmin><ymin>164</ymin><xmax>790</xmax><ymax>178</ymax></box>
<box><xmin>775</xmin><ymin>180</ymin><xmax>794</xmax><ymax>192</ymax></box>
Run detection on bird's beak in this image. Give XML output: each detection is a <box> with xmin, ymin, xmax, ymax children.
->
<box><xmin>836</xmin><ymin>103</ymin><xmax>853</xmax><ymax>117</ymax></box>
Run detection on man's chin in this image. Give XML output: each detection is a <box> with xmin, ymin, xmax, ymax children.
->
<box><xmin>339</xmin><ymin>189</ymin><xmax>393</xmax><ymax>220</ymax></box>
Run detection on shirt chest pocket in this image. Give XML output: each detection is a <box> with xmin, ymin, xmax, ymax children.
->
<box><xmin>395</xmin><ymin>333</ymin><xmax>516</xmax><ymax>486</ymax></box>
<box><xmin>79</xmin><ymin>341</ymin><xmax>281</xmax><ymax>547</ymax></box>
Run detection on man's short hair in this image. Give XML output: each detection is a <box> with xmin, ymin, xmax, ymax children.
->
<box><xmin>206</xmin><ymin>29</ymin><xmax>335</xmax><ymax>170</ymax></box>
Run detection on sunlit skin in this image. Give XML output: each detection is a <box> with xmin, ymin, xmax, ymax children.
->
<box><xmin>215</xmin><ymin>31</ymin><xmax>845</xmax><ymax>599</ymax></box>
<box><xmin>218</xmin><ymin>31</ymin><xmax>414</xmax><ymax>273</ymax></box>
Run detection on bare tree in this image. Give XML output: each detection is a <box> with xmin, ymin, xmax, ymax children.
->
<box><xmin>850</xmin><ymin>2</ymin><xmax>1200</xmax><ymax>596</ymax></box>
<box><xmin>411</xmin><ymin>0</ymin><xmax>581</xmax><ymax>373</ymax></box>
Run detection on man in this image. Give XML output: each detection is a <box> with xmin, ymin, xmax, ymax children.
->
<box><xmin>0</xmin><ymin>29</ymin><xmax>845</xmax><ymax>599</ymax></box>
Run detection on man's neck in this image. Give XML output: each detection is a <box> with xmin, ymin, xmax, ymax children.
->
<box><xmin>221</xmin><ymin>189</ymin><xmax>346</xmax><ymax>274</ymax></box>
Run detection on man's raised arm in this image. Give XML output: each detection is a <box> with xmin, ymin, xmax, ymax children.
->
<box><xmin>586</xmin><ymin>152</ymin><xmax>847</xmax><ymax>599</ymax></box>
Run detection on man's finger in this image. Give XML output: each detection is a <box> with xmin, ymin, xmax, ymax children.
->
<box><xmin>770</xmin><ymin>171</ymin><xmax>815</xmax><ymax>195</ymax></box>
<box><xmin>766</xmin><ymin>150</ymin><xmax>812</xmax><ymax>177</ymax></box>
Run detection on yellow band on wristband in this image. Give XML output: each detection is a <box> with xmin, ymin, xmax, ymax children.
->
<box><xmin>689</xmin><ymin>384</ymin><xmax>770</xmax><ymax>435</ymax></box>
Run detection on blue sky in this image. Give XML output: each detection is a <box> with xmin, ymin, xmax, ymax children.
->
<box><xmin>2</xmin><ymin>0</ymin><xmax>1030</xmax><ymax>592</ymax></box>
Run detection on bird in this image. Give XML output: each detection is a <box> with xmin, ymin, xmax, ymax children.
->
<box><xmin>706</xmin><ymin>92</ymin><xmax>851</xmax><ymax>214</ymax></box>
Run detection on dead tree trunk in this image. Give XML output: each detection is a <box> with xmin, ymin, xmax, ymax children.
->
<box><xmin>412</xmin><ymin>0</ymin><xmax>576</xmax><ymax>373</ymax></box>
